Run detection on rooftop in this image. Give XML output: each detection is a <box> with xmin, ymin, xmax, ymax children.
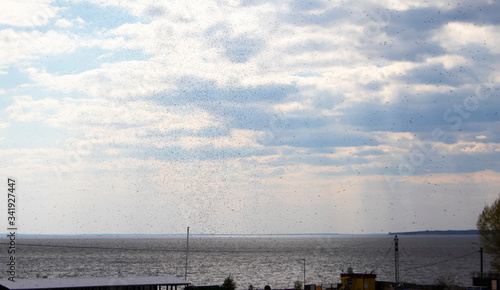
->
<box><xmin>0</xmin><ymin>275</ymin><xmax>189</xmax><ymax>290</ymax></box>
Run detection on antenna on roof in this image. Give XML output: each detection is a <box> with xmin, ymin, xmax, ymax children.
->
<box><xmin>185</xmin><ymin>227</ymin><xmax>190</xmax><ymax>281</ymax></box>
<box><xmin>394</xmin><ymin>235</ymin><xmax>399</xmax><ymax>283</ymax></box>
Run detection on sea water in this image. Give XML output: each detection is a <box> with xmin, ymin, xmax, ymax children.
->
<box><xmin>0</xmin><ymin>235</ymin><xmax>492</xmax><ymax>289</ymax></box>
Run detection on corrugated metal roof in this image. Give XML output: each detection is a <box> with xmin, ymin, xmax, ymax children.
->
<box><xmin>0</xmin><ymin>275</ymin><xmax>190</xmax><ymax>290</ymax></box>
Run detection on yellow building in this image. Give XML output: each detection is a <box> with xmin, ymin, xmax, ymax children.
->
<box><xmin>340</xmin><ymin>272</ymin><xmax>376</xmax><ymax>290</ymax></box>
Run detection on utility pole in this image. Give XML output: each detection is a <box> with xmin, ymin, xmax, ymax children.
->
<box><xmin>480</xmin><ymin>246</ymin><xmax>483</xmax><ymax>278</ymax></box>
<box><xmin>185</xmin><ymin>227</ymin><xmax>190</xmax><ymax>281</ymax></box>
<box><xmin>303</xmin><ymin>258</ymin><xmax>306</xmax><ymax>287</ymax></box>
<box><xmin>394</xmin><ymin>235</ymin><xmax>399</xmax><ymax>284</ymax></box>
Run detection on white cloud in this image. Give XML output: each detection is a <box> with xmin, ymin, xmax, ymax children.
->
<box><xmin>0</xmin><ymin>0</ymin><xmax>58</xmax><ymax>27</ymax></box>
<box><xmin>0</xmin><ymin>29</ymin><xmax>79</xmax><ymax>67</ymax></box>
<box><xmin>6</xmin><ymin>95</ymin><xmax>229</xmax><ymax>152</ymax></box>
<box><xmin>382</xmin><ymin>0</ymin><xmax>474</xmax><ymax>10</ymax></box>
<box><xmin>7</xmin><ymin>95</ymin><xmax>219</xmax><ymax>130</ymax></box>
<box><xmin>433</xmin><ymin>22</ymin><xmax>500</xmax><ymax>54</ymax></box>
<box><xmin>425</xmin><ymin>55</ymin><xmax>469</xmax><ymax>70</ymax></box>
<box><xmin>55</xmin><ymin>18</ymin><xmax>73</xmax><ymax>28</ymax></box>
<box><xmin>105</xmin><ymin>148</ymin><xmax>120</xmax><ymax>155</ymax></box>
<box><xmin>0</xmin><ymin>147</ymin><xmax>68</xmax><ymax>176</ymax></box>
<box><xmin>8</xmin><ymin>1</ymin><xmax>401</xmax><ymax>103</ymax></box>
<box><xmin>75</xmin><ymin>17</ymin><xmax>85</xmax><ymax>24</ymax></box>
<box><xmin>434</xmin><ymin>141</ymin><xmax>500</xmax><ymax>155</ymax></box>
<box><xmin>273</xmin><ymin>101</ymin><xmax>306</xmax><ymax>114</ymax></box>
<box><xmin>403</xmin><ymin>170</ymin><xmax>500</xmax><ymax>185</ymax></box>
<box><xmin>25</xmin><ymin>62</ymin><xmax>175</xmax><ymax>98</ymax></box>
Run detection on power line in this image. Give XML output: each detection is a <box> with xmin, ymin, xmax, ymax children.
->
<box><xmin>0</xmin><ymin>242</ymin><xmax>184</xmax><ymax>252</ymax></box>
<box><xmin>402</xmin><ymin>250</ymin><xmax>478</xmax><ymax>271</ymax></box>
<box><xmin>371</xmin><ymin>243</ymin><xmax>393</xmax><ymax>273</ymax></box>
<box><xmin>0</xmin><ymin>242</ymin><xmax>295</xmax><ymax>253</ymax></box>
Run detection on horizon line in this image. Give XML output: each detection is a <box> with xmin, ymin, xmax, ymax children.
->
<box><xmin>1</xmin><ymin>229</ymin><xmax>478</xmax><ymax>237</ymax></box>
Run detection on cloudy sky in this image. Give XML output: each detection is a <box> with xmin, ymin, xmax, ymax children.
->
<box><xmin>1</xmin><ymin>0</ymin><xmax>499</xmax><ymax>235</ymax></box>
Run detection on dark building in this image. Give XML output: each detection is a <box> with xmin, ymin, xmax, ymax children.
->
<box><xmin>472</xmin><ymin>272</ymin><xmax>499</xmax><ymax>290</ymax></box>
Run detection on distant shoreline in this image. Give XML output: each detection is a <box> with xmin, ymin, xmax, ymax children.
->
<box><xmin>388</xmin><ymin>229</ymin><xmax>479</xmax><ymax>235</ymax></box>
